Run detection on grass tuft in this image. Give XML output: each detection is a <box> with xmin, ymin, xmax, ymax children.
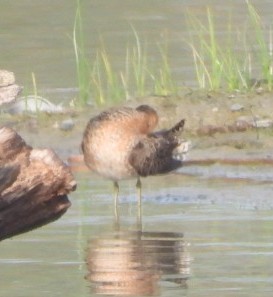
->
<box><xmin>73</xmin><ymin>0</ymin><xmax>91</xmax><ymax>107</ymax></box>
<box><xmin>187</xmin><ymin>2</ymin><xmax>273</xmax><ymax>92</ymax></box>
<box><xmin>72</xmin><ymin>1</ymin><xmax>273</xmax><ymax>106</ymax></box>
<box><xmin>247</xmin><ymin>0</ymin><xmax>273</xmax><ymax>90</ymax></box>
<box><xmin>72</xmin><ymin>1</ymin><xmax>177</xmax><ymax>106</ymax></box>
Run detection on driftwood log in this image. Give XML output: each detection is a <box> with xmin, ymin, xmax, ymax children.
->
<box><xmin>0</xmin><ymin>127</ymin><xmax>76</xmax><ymax>241</ymax></box>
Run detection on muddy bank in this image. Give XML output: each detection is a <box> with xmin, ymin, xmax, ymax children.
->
<box><xmin>1</xmin><ymin>89</ymin><xmax>273</xmax><ymax>162</ymax></box>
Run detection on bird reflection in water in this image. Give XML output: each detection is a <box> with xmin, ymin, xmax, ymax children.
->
<box><xmin>85</xmin><ymin>230</ymin><xmax>191</xmax><ymax>296</ymax></box>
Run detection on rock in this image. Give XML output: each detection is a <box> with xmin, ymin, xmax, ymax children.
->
<box><xmin>231</xmin><ymin>116</ymin><xmax>273</xmax><ymax>130</ymax></box>
<box><xmin>0</xmin><ymin>70</ymin><xmax>23</xmax><ymax>106</ymax></box>
<box><xmin>7</xmin><ymin>95</ymin><xmax>64</xmax><ymax>114</ymax></box>
<box><xmin>0</xmin><ymin>85</ymin><xmax>23</xmax><ymax>106</ymax></box>
<box><xmin>0</xmin><ymin>70</ymin><xmax>15</xmax><ymax>87</ymax></box>
<box><xmin>230</xmin><ymin>103</ymin><xmax>244</xmax><ymax>112</ymax></box>
<box><xmin>229</xmin><ymin>119</ymin><xmax>251</xmax><ymax>132</ymax></box>
<box><xmin>254</xmin><ymin>118</ymin><xmax>273</xmax><ymax>128</ymax></box>
<box><xmin>256</xmin><ymin>87</ymin><xmax>264</xmax><ymax>94</ymax></box>
<box><xmin>197</xmin><ymin>125</ymin><xmax>228</xmax><ymax>136</ymax></box>
<box><xmin>59</xmin><ymin>118</ymin><xmax>75</xmax><ymax>131</ymax></box>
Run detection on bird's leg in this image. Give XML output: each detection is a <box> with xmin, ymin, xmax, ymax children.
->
<box><xmin>113</xmin><ymin>181</ymin><xmax>120</xmax><ymax>225</ymax></box>
<box><xmin>136</xmin><ymin>177</ymin><xmax>142</xmax><ymax>228</ymax></box>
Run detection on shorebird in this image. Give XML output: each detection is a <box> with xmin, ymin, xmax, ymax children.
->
<box><xmin>81</xmin><ymin>105</ymin><xmax>189</xmax><ymax>220</ymax></box>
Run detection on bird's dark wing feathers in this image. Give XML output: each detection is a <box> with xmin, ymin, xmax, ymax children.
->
<box><xmin>129</xmin><ymin>136</ymin><xmax>182</xmax><ymax>177</ymax></box>
<box><xmin>152</xmin><ymin>119</ymin><xmax>185</xmax><ymax>138</ymax></box>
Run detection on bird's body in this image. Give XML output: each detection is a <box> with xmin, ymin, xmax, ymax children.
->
<box><xmin>82</xmin><ymin>106</ymin><xmax>153</xmax><ymax>181</ymax></box>
<box><xmin>82</xmin><ymin>105</ymin><xmax>188</xmax><ymax>180</ymax></box>
<box><xmin>81</xmin><ymin>104</ymin><xmax>189</xmax><ymax>222</ymax></box>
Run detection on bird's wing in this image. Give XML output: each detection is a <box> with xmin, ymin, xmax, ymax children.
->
<box><xmin>128</xmin><ymin>136</ymin><xmax>182</xmax><ymax>177</ymax></box>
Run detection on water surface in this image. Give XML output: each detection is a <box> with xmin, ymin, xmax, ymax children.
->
<box><xmin>1</xmin><ymin>170</ymin><xmax>273</xmax><ymax>297</ymax></box>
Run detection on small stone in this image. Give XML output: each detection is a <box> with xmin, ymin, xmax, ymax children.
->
<box><xmin>228</xmin><ymin>94</ymin><xmax>236</xmax><ymax>99</ymax></box>
<box><xmin>256</xmin><ymin>87</ymin><xmax>264</xmax><ymax>94</ymax></box>
<box><xmin>229</xmin><ymin>119</ymin><xmax>251</xmax><ymax>132</ymax></box>
<box><xmin>253</xmin><ymin>118</ymin><xmax>273</xmax><ymax>128</ymax></box>
<box><xmin>197</xmin><ymin>125</ymin><xmax>227</xmax><ymax>136</ymax></box>
<box><xmin>59</xmin><ymin>119</ymin><xmax>75</xmax><ymax>131</ymax></box>
<box><xmin>230</xmin><ymin>103</ymin><xmax>244</xmax><ymax>112</ymax></box>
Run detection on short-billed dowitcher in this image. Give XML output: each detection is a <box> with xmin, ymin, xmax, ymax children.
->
<box><xmin>81</xmin><ymin>105</ymin><xmax>189</xmax><ymax>220</ymax></box>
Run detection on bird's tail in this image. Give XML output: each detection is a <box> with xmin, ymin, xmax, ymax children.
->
<box><xmin>169</xmin><ymin>119</ymin><xmax>185</xmax><ymax>135</ymax></box>
<box><xmin>168</xmin><ymin>119</ymin><xmax>190</xmax><ymax>161</ymax></box>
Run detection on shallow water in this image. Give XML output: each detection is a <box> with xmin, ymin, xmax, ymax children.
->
<box><xmin>1</xmin><ymin>169</ymin><xmax>273</xmax><ymax>297</ymax></box>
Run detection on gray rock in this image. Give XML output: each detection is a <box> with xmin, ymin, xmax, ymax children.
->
<box><xmin>230</xmin><ymin>103</ymin><xmax>244</xmax><ymax>112</ymax></box>
<box><xmin>59</xmin><ymin>119</ymin><xmax>75</xmax><ymax>131</ymax></box>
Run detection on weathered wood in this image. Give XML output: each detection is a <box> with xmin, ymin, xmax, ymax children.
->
<box><xmin>0</xmin><ymin>127</ymin><xmax>76</xmax><ymax>241</ymax></box>
<box><xmin>0</xmin><ymin>166</ymin><xmax>20</xmax><ymax>193</ymax></box>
